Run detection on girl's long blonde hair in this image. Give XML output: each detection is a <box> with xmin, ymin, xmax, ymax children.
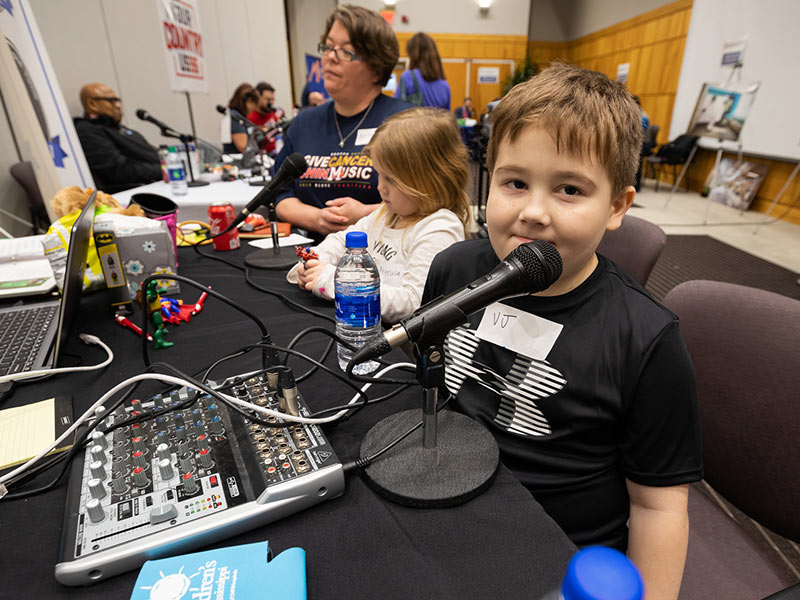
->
<box><xmin>364</xmin><ymin>107</ymin><xmax>471</xmax><ymax>232</ymax></box>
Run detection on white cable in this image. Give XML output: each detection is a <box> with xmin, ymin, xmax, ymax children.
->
<box><xmin>224</xmin><ymin>362</ymin><xmax>416</xmax><ymax>424</ymax></box>
<box><xmin>0</xmin><ymin>362</ymin><xmax>416</xmax><ymax>489</ymax></box>
<box><xmin>0</xmin><ymin>334</ymin><xmax>114</xmax><ymax>384</ymax></box>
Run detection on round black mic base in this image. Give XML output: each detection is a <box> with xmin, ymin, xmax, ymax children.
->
<box><xmin>187</xmin><ymin>180</ymin><xmax>209</xmax><ymax>187</ymax></box>
<box><xmin>360</xmin><ymin>409</ymin><xmax>499</xmax><ymax>508</ymax></box>
<box><xmin>244</xmin><ymin>247</ymin><xmax>299</xmax><ymax>270</ymax></box>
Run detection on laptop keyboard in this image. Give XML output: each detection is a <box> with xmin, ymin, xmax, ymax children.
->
<box><xmin>0</xmin><ymin>305</ymin><xmax>58</xmax><ymax>376</ymax></box>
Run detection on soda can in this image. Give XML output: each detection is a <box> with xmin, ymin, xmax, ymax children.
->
<box><xmin>208</xmin><ymin>202</ymin><xmax>240</xmax><ymax>251</ymax></box>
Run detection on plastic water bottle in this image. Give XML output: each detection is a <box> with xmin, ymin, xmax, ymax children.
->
<box><xmin>335</xmin><ymin>231</ymin><xmax>380</xmax><ymax>375</ymax></box>
<box><xmin>166</xmin><ymin>147</ymin><xmax>187</xmax><ymax>196</ymax></box>
<box><xmin>541</xmin><ymin>547</ymin><xmax>644</xmax><ymax>600</ymax></box>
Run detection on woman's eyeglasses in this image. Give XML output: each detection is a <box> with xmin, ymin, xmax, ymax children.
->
<box><xmin>317</xmin><ymin>43</ymin><xmax>361</xmax><ymax>63</ymax></box>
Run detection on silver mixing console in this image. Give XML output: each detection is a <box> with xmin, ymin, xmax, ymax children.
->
<box><xmin>55</xmin><ymin>371</ymin><xmax>344</xmax><ymax>586</ymax></box>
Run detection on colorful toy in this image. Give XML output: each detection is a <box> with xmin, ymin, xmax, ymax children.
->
<box><xmin>114</xmin><ymin>314</ymin><xmax>154</xmax><ymax>342</ymax></box>
<box><xmin>144</xmin><ymin>280</ymin><xmax>173</xmax><ymax>349</ymax></box>
<box><xmin>296</xmin><ymin>246</ymin><xmax>318</xmax><ymax>265</ymax></box>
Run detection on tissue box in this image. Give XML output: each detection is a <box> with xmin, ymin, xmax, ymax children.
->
<box><xmin>112</xmin><ymin>218</ymin><xmax>179</xmax><ymax>298</ymax></box>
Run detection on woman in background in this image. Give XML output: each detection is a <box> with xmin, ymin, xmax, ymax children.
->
<box><xmin>222</xmin><ymin>83</ymin><xmax>258</xmax><ymax>154</ymax></box>
<box><xmin>395</xmin><ymin>32</ymin><xmax>451</xmax><ymax>111</ymax></box>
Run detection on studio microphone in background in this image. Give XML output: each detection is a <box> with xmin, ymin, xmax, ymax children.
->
<box><xmin>226</xmin><ymin>152</ymin><xmax>308</xmax><ymax>230</ymax></box>
<box><xmin>350</xmin><ymin>240</ymin><xmax>563</xmax><ymax>365</ymax></box>
<box><xmin>216</xmin><ymin>104</ymin><xmax>256</xmax><ymax>128</ymax></box>
<box><xmin>135</xmin><ymin>109</ymin><xmax>173</xmax><ymax>133</ymax></box>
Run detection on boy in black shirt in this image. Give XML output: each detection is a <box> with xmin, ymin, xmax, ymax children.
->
<box><xmin>422</xmin><ymin>64</ymin><xmax>702</xmax><ymax>599</ymax></box>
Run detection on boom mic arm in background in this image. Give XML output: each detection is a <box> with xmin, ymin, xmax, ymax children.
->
<box><xmin>136</xmin><ymin>109</ymin><xmax>208</xmax><ymax>187</ymax></box>
<box><xmin>217</xmin><ymin>105</ymin><xmax>291</xmax><ymax>141</ymax></box>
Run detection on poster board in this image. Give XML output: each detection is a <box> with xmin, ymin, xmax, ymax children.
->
<box><xmin>686</xmin><ymin>82</ymin><xmax>759</xmax><ymax>142</ymax></box>
<box><xmin>705</xmin><ymin>157</ymin><xmax>769</xmax><ymax>210</ymax></box>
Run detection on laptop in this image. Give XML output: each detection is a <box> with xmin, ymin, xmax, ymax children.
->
<box><xmin>0</xmin><ymin>192</ymin><xmax>96</xmax><ymax>386</ymax></box>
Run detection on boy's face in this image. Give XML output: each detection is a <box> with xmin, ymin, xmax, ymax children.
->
<box><xmin>487</xmin><ymin>126</ymin><xmax>634</xmax><ymax>296</ymax></box>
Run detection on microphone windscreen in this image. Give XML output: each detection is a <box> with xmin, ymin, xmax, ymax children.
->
<box><xmin>509</xmin><ymin>240</ymin><xmax>563</xmax><ymax>292</ymax></box>
<box><xmin>281</xmin><ymin>153</ymin><xmax>308</xmax><ymax>178</ymax></box>
<box><xmin>216</xmin><ymin>105</ymin><xmax>227</xmax><ymax>115</ymax></box>
<box><xmin>135</xmin><ymin>109</ymin><xmax>147</xmax><ymax>120</ymax></box>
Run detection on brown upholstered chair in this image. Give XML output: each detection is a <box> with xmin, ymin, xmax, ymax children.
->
<box><xmin>663</xmin><ymin>281</ymin><xmax>800</xmax><ymax>599</ymax></box>
<box><xmin>596</xmin><ymin>214</ymin><xmax>666</xmax><ymax>286</ymax></box>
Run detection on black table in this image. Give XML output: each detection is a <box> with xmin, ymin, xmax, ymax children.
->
<box><xmin>1</xmin><ymin>245</ymin><xmax>575</xmax><ymax>599</ymax></box>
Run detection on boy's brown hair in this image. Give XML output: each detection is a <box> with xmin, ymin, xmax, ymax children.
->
<box><xmin>322</xmin><ymin>5</ymin><xmax>399</xmax><ymax>87</ymax></box>
<box><xmin>487</xmin><ymin>62</ymin><xmax>642</xmax><ymax>195</ymax></box>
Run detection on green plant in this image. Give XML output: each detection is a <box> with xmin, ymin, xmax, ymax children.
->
<box><xmin>502</xmin><ymin>53</ymin><xmax>539</xmax><ymax>96</ymax></box>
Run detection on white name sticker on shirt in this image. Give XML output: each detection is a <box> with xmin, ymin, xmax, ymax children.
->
<box><xmin>355</xmin><ymin>128</ymin><xmax>377</xmax><ymax>146</ymax></box>
<box><xmin>475</xmin><ymin>302</ymin><xmax>563</xmax><ymax>360</ymax></box>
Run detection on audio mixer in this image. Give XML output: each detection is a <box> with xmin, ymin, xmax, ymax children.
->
<box><xmin>55</xmin><ymin>371</ymin><xmax>344</xmax><ymax>586</ymax></box>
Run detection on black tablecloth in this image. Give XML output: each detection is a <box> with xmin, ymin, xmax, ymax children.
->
<box><xmin>1</xmin><ymin>245</ymin><xmax>575</xmax><ymax>599</ymax></box>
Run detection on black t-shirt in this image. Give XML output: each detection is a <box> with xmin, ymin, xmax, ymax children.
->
<box><xmin>422</xmin><ymin>239</ymin><xmax>703</xmax><ymax>550</ymax></box>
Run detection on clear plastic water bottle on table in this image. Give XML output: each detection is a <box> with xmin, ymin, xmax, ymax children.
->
<box><xmin>540</xmin><ymin>546</ymin><xmax>644</xmax><ymax>600</ymax></box>
<box><xmin>166</xmin><ymin>147</ymin><xmax>187</xmax><ymax>196</ymax></box>
<box><xmin>335</xmin><ymin>231</ymin><xmax>380</xmax><ymax>375</ymax></box>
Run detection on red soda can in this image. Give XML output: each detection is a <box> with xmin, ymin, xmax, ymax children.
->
<box><xmin>208</xmin><ymin>202</ymin><xmax>240</xmax><ymax>251</ymax></box>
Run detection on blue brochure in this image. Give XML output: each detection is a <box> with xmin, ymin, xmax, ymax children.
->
<box><xmin>130</xmin><ymin>541</ymin><xmax>305</xmax><ymax>600</ymax></box>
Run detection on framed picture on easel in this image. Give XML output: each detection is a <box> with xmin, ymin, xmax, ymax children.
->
<box><xmin>704</xmin><ymin>157</ymin><xmax>769</xmax><ymax>210</ymax></box>
<box><xmin>686</xmin><ymin>82</ymin><xmax>759</xmax><ymax>142</ymax></box>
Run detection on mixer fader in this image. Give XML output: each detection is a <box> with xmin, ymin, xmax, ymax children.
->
<box><xmin>55</xmin><ymin>371</ymin><xmax>344</xmax><ymax>586</ymax></box>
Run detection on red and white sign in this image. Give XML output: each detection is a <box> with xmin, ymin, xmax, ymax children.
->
<box><xmin>156</xmin><ymin>0</ymin><xmax>208</xmax><ymax>93</ymax></box>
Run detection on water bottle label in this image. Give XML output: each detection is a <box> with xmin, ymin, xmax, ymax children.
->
<box><xmin>168</xmin><ymin>166</ymin><xmax>185</xmax><ymax>181</ymax></box>
<box><xmin>335</xmin><ymin>293</ymin><xmax>380</xmax><ymax>328</ymax></box>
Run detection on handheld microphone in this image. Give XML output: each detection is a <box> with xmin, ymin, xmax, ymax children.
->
<box><xmin>350</xmin><ymin>240</ymin><xmax>563</xmax><ymax>365</ymax></box>
<box><xmin>227</xmin><ymin>152</ymin><xmax>308</xmax><ymax>230</ymax></box>
<box><xmin>135</xmin><ymin>109</ymin><xmax>173</xmax><ymax>133</ymax></box>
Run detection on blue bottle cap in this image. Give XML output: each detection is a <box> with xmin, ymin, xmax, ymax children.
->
<box><xmin>345</xmin><ymin>231</ymin><xmax>368</xmax><ymax>248</ymax></box>
<box><xmin>562</xmin><ymin>547</ymin><xmax>644</xmax><ymax>600</ymax></box>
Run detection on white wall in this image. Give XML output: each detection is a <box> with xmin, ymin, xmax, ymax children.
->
<box><xmin>28</xmin><ymin>0</ymin><xmax>292</xmax><ymax>150</ymax></box>
<box><xmin>670</xmin><ymin>0</ymin><xmax>800</xmax><ymax>161</ymax></box>
<box><xmin>0</xmin><ymin>102</ymin><xmax>29</xmax><ymax>237</ymax></box>
<box><xmin>286</xmin><ymin>0</ymin><xmax>337</xmax><ymax>105</ymax></box>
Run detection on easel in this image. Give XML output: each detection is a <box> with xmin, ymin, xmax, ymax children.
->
<box><xmin>664</xmin><ymin>56</ymin><xmax>745</xmax><ymax>223</ymax></box>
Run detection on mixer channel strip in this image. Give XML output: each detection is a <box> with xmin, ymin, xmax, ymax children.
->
<box><xmin>55</xmin><ymin>372</ymin><xmax>344</xmax><ymax>586</ymax></box>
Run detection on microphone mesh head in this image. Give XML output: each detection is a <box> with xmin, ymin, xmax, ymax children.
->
<box><xmin>510</xmin><ymin>240</ymin><xmax>563</xmax><ymax>293</ymax></box>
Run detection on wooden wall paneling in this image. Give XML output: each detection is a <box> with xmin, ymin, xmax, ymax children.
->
<box><xmin>442</xmin><ymin>61</ymin><xmax>467</xmax><ymax>112</ymax></box>
<box><xmin>469</xmin><ymin>61</ymin><xmax>512</xmax><ymax>117</ymax></box>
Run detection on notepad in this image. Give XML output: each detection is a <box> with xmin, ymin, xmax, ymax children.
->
<box><xmin>0</xmin><ymin>397</ymin><xmax>73</xmax><ymax>470</ymax></box>
<box><xmin>0</xmin><ymin>235</ymin><xmax>56</xmax><ymax>298</ymax></box>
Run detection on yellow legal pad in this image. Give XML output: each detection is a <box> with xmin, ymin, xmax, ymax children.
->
<box><xmin>0</xmin><ymin>397</ymin><xmax>73</xmax><ymax>471</ymax></box>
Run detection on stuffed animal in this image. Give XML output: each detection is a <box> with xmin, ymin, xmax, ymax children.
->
<box><xmin>51</xmin><ymin>186</ymin><xmax>145</xmax><ymax>219</ymax></box>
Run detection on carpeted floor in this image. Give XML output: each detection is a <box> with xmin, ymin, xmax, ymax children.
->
<box><xmin>645</xmin><ymin>235</ymin><xmax>800</xmax><ymax>302</ymax></box>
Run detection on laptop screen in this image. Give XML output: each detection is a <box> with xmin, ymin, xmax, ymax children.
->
<box><xmin>52</xmin><ymin>191</ymin><xmax>96</xmax><ymax>365</ymax></box>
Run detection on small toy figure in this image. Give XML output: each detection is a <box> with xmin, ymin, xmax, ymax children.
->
<box><xmin>296</xmin><ymin>246</ymin><xmax>318</xmax><ymax>265</ymax></box>
<box><xmin>145</xmin><ymin>281</ymin><xmax>173</xmax><ymax>349</ymax></box>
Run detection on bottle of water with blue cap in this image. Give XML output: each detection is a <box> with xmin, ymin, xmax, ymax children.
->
<box><xmin>334</xmin><ymin>231</ymin><xmax>380</xmax><ymax>375</ymax></box>
<box><xmin>541</xmin><ymin>546</ymin><xmax>644</xmax><ymax>600</ymax></box>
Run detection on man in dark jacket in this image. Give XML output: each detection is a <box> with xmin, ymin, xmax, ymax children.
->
<box><xmin>74</xmin><ymin>83</ymin><xmax>162</xmax><ymax>193</ymax></box>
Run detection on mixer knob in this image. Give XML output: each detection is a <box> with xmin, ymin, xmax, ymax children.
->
<box><xmin>179</xmin><ymin>452</ymin><xmax>194</xmax><ymax>474</ymax></box>
<box><xmin>174</xmin><ymin>425</ymin><xmax>187</xmax><ymax>444</ymax></box>
<box><xmin>130</xmin><ymin>398</ymin><xmax>142</xmax><ymax>411</ymax></box>
<box><xmin>154</xmin><ymin>416</ymin><xmax>168</xmax><ymax>431</ymax></box>
<box><xmin>90</xmin><ymin>430</ymin><xmax>108</xmax><ymax>450</ymax></box>
<box><xmin>113</xmin><ymin>428</ymin><xmax>126</xmax><ymax>446</ymax></box>
<box><xmin>198</xmin><ymin>448</ymin><xmax>213</xmax><ymax>469</ymax></box>
<box><xmin>196</xmin><ymin>434</ymin><xmax>210</xmax><ymax>452</ymax></box>
<box><xmin>89</xmin><ymin>460</ymin><xmax>106</xmax><ymax>481</ymax></box>
<box><xmin>200</xmin><ymin>394</ymin><xmax>213</xmax><ymax>408</ymax></box>
<box><xmin>209</xmin><ymin>416</ymin><xmax>223</xmax><ymax>436</ymax></box>
<box><xmin>156</xmin><ymin>442</ymin><xmax>171</xmax><ymax>461</ymax></box>
<box><xmin>132</xmin><ymin>466</ymin><xmax>148</xmax><ymax>488</ymax></box>
<box><xmin>88</xmin><ymin>477</ymin><xmax>107</xmax><ymax>500</ymax></box>
<box><xmin>182</xmin><ymin>472</ymin><xmax>198</xmax><ymax>495</ymax></box>
<box><xmin>154</xmin><ymin>430</ymin><xmax>169</xmax><ymax>448</ymax></box>
<box><xmin>192</xmin><ymin>420</ymin><xmax>205</xmax><ymax>436</ymax></box>
<box><xmin>132</xmin><ymin>450</ymin><xmax>147</xmax><ymax>470</ymax></box>
<box><xmin>206</xmin><ymin>403</ymin><xmax>219</xmax><ymax>417</ymax></box>
<box><xmin>132</xmin><ymin>436</ymin><xmax>147</xmax><ymax>453</ymax></box>
<box><xmin>177</xmin><ymin>439</ymin><xmax>190</xmax><ymax>456</ymax></box>
<box><xmin>90</xmin><ymin>444</ymin><xmax>107</xmax><ymax>465</ymax></box>
<box><xmin>130</xmin><ymin>422</ymin><xmax>144</xmax><ymax>437</ymax></box>
<box><xmin>113</xmin><ymin>404</ymin><xmax>127</xmax><ymax>421</ymax></box>
<box><xmin>158</xmin><ymin>458</ymin><xmax>175</xmax><ymax>480</ymax></box>
<box><xmin>152</xmin><ymin>394</ymin><xmax>164</xmax><ymax>410</ymax></box>
<box><xmin>86</xmin><ymin>498</ymin><xmax>105</xmax><ymax>523</ymax></box>
<box><xmin>111</xmin><ymin>472</ymin><xmax>127</xmax><ymax>495</ymax></box>
<box><xmin>174</xmin><ymin>413</ymin><xmax>185</xmax><ymax>429</ymax></box>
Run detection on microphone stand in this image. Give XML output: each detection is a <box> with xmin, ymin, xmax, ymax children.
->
<box><xmin>358</xmin><ymin>342</ymin><xmax>500</xmax><ymax>508</ymax></box>
<box><xmin>161</xmin><ymin>126</ymin><xmax>209</xmax><ymax>188</ymax></box>
<box><xmin>248</xmin><ymin>130</ymin><xmax>270</xmax><ymax>187</ymax></box>
<box><xmin>243</xmin><ymin>198</ymin><xmax>298</xmax><ymax>270</ymax></box>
